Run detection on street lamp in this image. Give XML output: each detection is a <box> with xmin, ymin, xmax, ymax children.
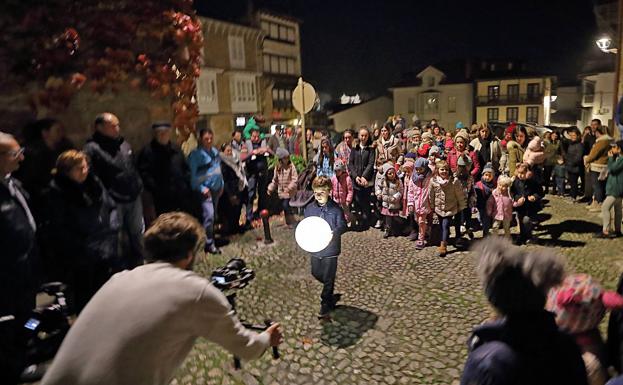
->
<box><xmin>596</xmin><ymin>36</ymin><xmax>618</xmax><ymax>54</ymax></box>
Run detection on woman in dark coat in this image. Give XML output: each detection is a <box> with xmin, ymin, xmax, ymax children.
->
<box><xmin>218</xmin><ymin>143</ymin><xmax>247</xmax><ymax>235</ymax></box>
<box><xmin>40</xmin><ymin>150</ymin><xmax>119</xmax><ymax>313</ymax></box>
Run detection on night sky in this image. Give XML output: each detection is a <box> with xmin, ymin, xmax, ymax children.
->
<box><xmin>198</xmin><ymin>0</ymin><xmax>601</xmax><ymax>99</ymax></box>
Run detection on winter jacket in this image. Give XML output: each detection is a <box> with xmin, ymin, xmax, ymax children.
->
<box><xmin>487</xmin><ymin>188</ymin><xmax>514</xmax><ymax>221</ymax></box>
<box><xmin>380</xmin><ymin>179</ymin><xmax>403</xmax><ymax>210</ymax></box>
<box><xmin>375</xmin><ymin>136</ymin><xmax>403</xmax><ymax>167</ymax></box>
<box><xmin>334</xmin><ymin>141</ymin><xmax>352</xmax><ymax>167</ymax></box>
<box><xmin>243</xmin><ymin>139</ymin><xmax>270</xmax><ymax>175</ymax></box>
<box><xmin>506</xmin><ymin>140</ymin><xmax>526</xmax><ymax>176</ymax></box>
<box><xmin>522</xmin><ymin>137</ymin><xmax>546</xmax><ymax>166</ymax></box>
<box><xmin>475</xmin><ymin>179</ymin><xmax>495</xmax><ymax>210</ymax></box>
<box><xmin>83</xmin><ymin>131</ymin><xmax>143</xmax><ymax>203</ymax></box>
<box><xmin>331</xmin><ymin>173</ymin><xmax>353</xmax><ymax>206</ymax></box>
<box><xmin>417</xmin><ymin>142</ymin><xmax>431</xmax><ymax>158</ymax></box>
<box><xmin>447</xmin><ymin>148</ymin><xmax>480</xmax><ymax>177</ymax></box>
<box><xmin>511</xmin><ymin>177</ymin><xmax>543</xmax><ymax>214</ymax></box>
<box><xmin>188</xmin><ymin>146</ymin><xmax>224</xmax><ymax>195</ymax></box>
<box><xmin>303</xmin><ymin>199</ymin><xmax>346</xmax><ymax>258</ymax></box>
<box><xmin>137</xmin><ymin>139</ymin><xmax>193</xmax><ymax>214</ymax></box>
<box><xmin>0</xmin><ymin>177</ymin><xmax>37</xmax><ymax>324</ymax></box>
<box><xmin>461</xmin><ymin>311</ymin><xmax>588</xmax><ymax>385</ymax></box>
<box><xmin>553</xmin><ymin>164</ymin><xmax>566</xmax><ymax>179</ymax></box>
<box><xmin>564</xmin><ymin>140</ymin><xmax>585</xmax><ymax>174</ymax></box>
<box><xmin>268</xmin><ymin>164</ymin><xmax>298</xmax><ymax>199</ymax></box>
<box><xmin>348</xmin><ymin>144</ymin><xmax>375</xmax><ymax>188</ymax></box>
<box><xmin>586</xmin><ymin>135</ymin><xmax>614</xmax><ymax>173</ymax></box>
<box><xmin>544</xmin><ymin>139</ymin><xmax>561</xmax><ymax>166</ymax></box>
<box><xmin>606</xmin><ymin>155</ymin><xmax>623</xmax><ymax>197</ymax></box>
<box><xmin>267</xmin><ymin>133</ymin><xmax>287</xmax><ymax>153</ymax></box>
<box><xmin>470</xmin><ymin>137</ymin><xmax>502</xmax><ymax>174</ymax></box>
<box><xmin>407</xmin><ymin>173</ymin><xmax>432</xmax><ymax>216</ymax></box>
<box><xmin>429</xmin><ymin>176</ymin><xmax>466</xmax><ymax>217</ymax></box>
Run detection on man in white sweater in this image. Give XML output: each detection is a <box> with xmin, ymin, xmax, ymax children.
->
<box><xmin>42</xmin><ymin>212</ymin><xmax>282</xmax><ymax>385</ymax></box>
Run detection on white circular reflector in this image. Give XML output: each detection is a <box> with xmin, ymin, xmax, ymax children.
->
<box><xmin>295</xmin><ymin>216</ymin><xmax>332</xmax><ymax>253</ymax></box>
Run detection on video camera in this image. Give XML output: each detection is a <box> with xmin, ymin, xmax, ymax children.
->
<box><xmin>210</xmin><ymin>258</ymin><xmax>255</xmax><ymax>291</ymax></box>
<box><xmin>210</xmin><ymin>258</ymin><xmax>279</xmax><ymax>369</ymax></box>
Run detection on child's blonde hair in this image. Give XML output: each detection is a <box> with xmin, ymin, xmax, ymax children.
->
<box><xmin>497</xmin><ymin>175</ymin><xmax>512</xmax><ymax>188</ymax></box>
<box><xmin>312</xmin><ymin>176</ymin><xmax>332</xmax><ymax>191</ymax></box>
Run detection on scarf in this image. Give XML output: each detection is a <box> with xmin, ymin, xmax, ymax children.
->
<box><xmin>478</xmin><ymin>178</ymin><xmax>495</xmax><ymax>196</ymax></box>
<box><xmin>219</xmin><ymin>152</ymin><xmax>247</xmax><ymax>191</ymax></box>
<box><xmin>412</xmin><ymin>168</ymin><xmax>430</xmax><ymax>184</ymax></box>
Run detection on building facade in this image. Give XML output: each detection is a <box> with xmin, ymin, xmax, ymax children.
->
<box><xmin>475</xmin><ymin>73</ymin><xmax>555</xmax><ymax>125</ymax></box>
<box><xmin>579</xmin><ymin>71</ymin><xmax>615</xmax><ymax>128</ymax></box>
<box><xmin>256</xmin><ymin>10</ymin><xmax>303</xmax><ymax>128</ymax></box>
<box><xmin>390</xmin><ymin>65</ymin><xmax>473</xmax><ymax>130</ymax></box>
<box><xmin>197</xmin><ymin>17</ymin><xmax>264</xmax><ymax>146</ymax></box>
<box><xmin>329</xmin><ymin>95</ymin><xmax>393</xmax><ymax>132</ymax></box>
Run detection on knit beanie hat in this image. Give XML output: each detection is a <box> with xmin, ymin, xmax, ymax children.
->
<box><xmin>415</xmin><ymin>157</ymin><xmax>429</xmax><ymax>169</ymax></box>
<box><xmin>429</xmin><ymin>145</ymin><xmax>440</xmax><ymax>155</ymax></box>
<box><xmin>506</xmin><ymin>122</ymin><xmax>517</xmax><ymax>135</ymax></box>
<box><xmin>276</xmin><ymin>147</ymin><xmax>290</xmax><ymax>159</ymax></box>
<box><xmin>422</xmin><ymin>132</ymin><xmax>434</xmax><ymax>142</ymax></box>
<box><xmin>456</xmin><ymin>121</ymin><xmax>465</xmax><ymax>130</ymax></box>
<box><xmin>454</xmin><ymin>129</ymin><xmax>469</xmax><ymax>144</ymax></box>
<box><xmin>333</xmin><ymin>159</ymin><xmax>346</xmax><ymax>172</ymax></box>
<box><xmin>482</xmin><ymin>162</ymin><xmax>494</xmax><ymax>175</ymax></box>
<box><xmin>546</xmin><ymin>274</ymin><xmax>623</xmax><ymax>334</ymax></box>
<box><xmin>402</xmin><ymin>157</ymin><xmax>415</xmax><ymax>172</ymax></box>
<box><xmin>380</xmin><ymin>162</ymin><xmax>394</xmax><ymax>175</ymax></box>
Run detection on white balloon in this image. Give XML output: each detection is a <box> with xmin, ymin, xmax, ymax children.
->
<box><xmin>295</xmin><ymin>216</ymin><xmax>333</xmax><ymax>253</ymax></box>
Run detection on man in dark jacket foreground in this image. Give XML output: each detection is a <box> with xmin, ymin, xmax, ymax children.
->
<box><xmin>304</xmin><ymin>176</ymin><xmax>346</xmax><ymax>319</ymax></box>
<box><xmin>461</xmin><ymin>238</ymin><xmax>587</xmax><ymax>385</ymax></box>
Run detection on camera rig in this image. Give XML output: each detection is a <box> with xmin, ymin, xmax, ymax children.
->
<box><xmin>211</xmin><ymin>258</ymin><xmax>280</xmax><ymax>369</ymax></box>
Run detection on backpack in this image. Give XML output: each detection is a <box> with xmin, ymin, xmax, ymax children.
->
<box><xmin>289</xmin><ymin>163</ymin><xmax>316</xmax><ymax>207</ymax></box>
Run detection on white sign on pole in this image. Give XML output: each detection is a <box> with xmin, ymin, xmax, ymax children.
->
<box><xmin>292</xmin><ymin>80</ymin><xmax>316</xmax><ymax>114</ymax></box>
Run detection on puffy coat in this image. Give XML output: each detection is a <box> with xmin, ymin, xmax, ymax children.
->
<box><xmin>564</xmin><ymin>140</ymin><xmax>585</xmax><ymax>174</ymax></box>
<box><xmin>511</xmin><ymin>177</ymin><xmax>543</xmax><ymax>214</ymax></box>
<box><xmin>429</xmin><ymin>176</ymin><xmax>466</xmax><ymax>217</ymax></box>
<box><xmin>83</xmin><ymin>131</ymin><xmax>143</xmax><ymax>203</ymax></box>
<box><xmin>447</xmin><ymin>148</ymin><xmax>480</xmax><ymax>177</ymax></box>
<box><xmin>348</xmin><ymin>144</ymin><xmax>375</xmax><ymax>188</ymax></box>
<box><xmin>303</xmin><ymin>199</ymin><xmax>346</xmax><ymax>258</ymax></box>
<box><xmin>487</xmin><ymin>188</ymin><xmax>514</xmax><ymax>221</ymax></box>
<box><xmin>381</xmin><ymin>179</ymin><xmax>403</xmax><ymax>210</ymax></box>
<box><xmin>188</xmin><ymin>145</ymin><xmax>224</xmax><ymax>194</ymax></box>
<box><xmin>375</xmin><ymin>136</ymin><xmax>403</xmax><ymax>167</ymax></box>
<box><xmin>544</xmin><ymin>139</ymin><xmax>561</xmax><ymax>166</ymax></box>
<box><xmin>268</xmin><ymin>164</ymin><xmax>298</xmax><ymax>199</ymax></box>
<box><xmin>331</xmin><ymin>173</ymin><xmax>353</xmax><ymax>206</ymax></box>
<box><xmin>586</xmin><ymin>135</ymin><xmax>613</xmax><ymax>173</ymax></box>
<box><xmin>523</xmin><ymin>137</ymin><xmax>546</xmax><ymax>166</ymax></box>
<box><xmin>506</xmin><ymin>140</ymin><xmax>526</xmax><ymax>176</ymax></box>
<box><xmin>407</xmin><ymin>173</ymin><xmax>432</xmax><ymax>216</ymax></box>
<box><xmin>606</xmin><ymin>155</ymin><xmax>623</xmax><ymax>198</ymax></box>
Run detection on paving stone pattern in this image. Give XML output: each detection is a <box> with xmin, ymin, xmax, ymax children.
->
<box><xmin>172</xmin><ymin>196</ymin><xmax>623</xmax><ymax>385</ymax></box>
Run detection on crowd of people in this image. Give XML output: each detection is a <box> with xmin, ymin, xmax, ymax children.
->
<box><xmin>4</xmin><ymin>109</ymin><xmax>623</xmax><ymax>384</ymax></box>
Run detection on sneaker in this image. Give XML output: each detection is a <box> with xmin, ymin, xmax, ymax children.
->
<box><xmin>383</xmin><ymin>231</ymin><xmax>390</xmax><ymax>239</ymax></box>
<box><xmin>330</xmin><ymin>293</ymin><xmax>342</xmax><ymax>309</ymax></box>
<box><xmin>318</xmin><ymin>304</ymin><xmax>332</xmax><ymax>319</ymax></box>
<box><xmin>593</xmin><ymin>232</ymin><xmax>610</xmax><ymax>239</ymax></box>
<box><xmin>415</xmin><ymin>240</ymin><xmax>426</xmax><ymax>250</ymax></box>
<box><xmin>589</xmin><ymin>204</ymin><xmax>602</xmax><ymax>213</ymax></box>
<box><xmin>374</xmin><ymin>220</ymin><xmax>383</xmax><ymax>229</ymax></box>
<box><xmin>205</xmin><ymin>245</ymin><xmax>222</xmax><ymax>254</ymax></box>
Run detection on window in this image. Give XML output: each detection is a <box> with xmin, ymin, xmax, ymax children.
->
<box><xmin>270</xmin><ymin>56</ymin><xmax>279</xmax><ymax>73</ymax></box>
<box><xmin>197</xmin><ymin>70</ymin><xmax>218</xmax><ymax>114</ymax></box>
<box><xmin>526</xmin><ymin>106</ymin><xmax>539</xmax><ymax>122</ymax></box>
<box><xmin>420</xmin><ymin>93</ymin><xmax>439</xmax><ymax>114</ymax></box>
<box><xmin>487</xmin><ymin>85</ymin><xmax>500</xmax><ymax>101</ymax></box>
<box><xmin>228</xmin><ymin>35</ymin><xmax>245</xmax><ymax>69</ymax></box>
<box><xmin>507</xmin><ymin>84</ymin><xmax>519</xmax><ymax>101</ymax></box>
<box><xmin>285</xmin><ymin>90</ymin><xmax>291</xmax><ymax>101</ymax></box>
<box><xmin>279</xmin><ymin>25</ymin><xmax>287</xmax><ymax>40</ymax></box>
<box><xmin>407</xmin><ymin>97</ymin><xmax>415</xmax><ymax>113</ymax></box>
<box><xmin>263</xmin><ymin>54</ymin><xmax>297</xmax><ymax>75</ymax></box>
<box><xmin>487</xmin><ymin>108</ymin><xmax>499</xmax><ymax>121</ymax></box>
<box><xmin>287</xmin><ymin>28</ymin><xmax>295</xmax><ymax>42</ymax></box>
<box><xmin>263</xmin><ymin>55</ymin><xmax>270</xmax><ymax>72</ymax></box>
<box><xmin>263</xmin><ymin>20</ymin><xmax>296</xmax><ymax>43</ymax></box>
<box><xmin>427</xmin><ymin>76</ymin><xmax>435</xmax><ymax>87</ymax></box>
<box><xmin>527</xmin><ymin>83</ymin><xmax>540</xmax><ymax>98</ymax></box>
<box><xmin>230</xmin><ymin>74</ymin><xmax>257</xmax><ymax>113</ymax></box>
<box><xmin>287</xmin><ymin>58</ymin><xmax>295</xmax><ymax>74</ymax></box>
<box><xmin>448</xmin><ymin>96</ymin><xmax>456</xmax><ymax>113</ymax></box>
<box><xmin>261</xmin><ymin>21</ymin><xmax>270</xmax><ymax>34</ymax></box>
<box><xmin>279</xmin><ymin>57</ymin><xmax>287</xmax><ymax>73</ymax></box>
<box><xmin>270</xmin><ymin>23</ymin><xmax>278</xmax><ymax>39</ymax></box>
<box><xmin>506</xmin><ymin>107</ymin><xmax>518</xmax><ymax>121</ymax></box>
<box><xmin>272</xmin><ymin>88</ymin><xmax>279</xmax><ymax>101</ymax></box>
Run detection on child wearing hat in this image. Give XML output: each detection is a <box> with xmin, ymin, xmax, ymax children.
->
<box><xmin>418</xmin><ymin>132</ymin><xmax>434</xmax><ymax>158</ymax></box>
<box><xmin>455</xmin><ymin>154</ymin><xmax>476</xmax><ymax>241</ymax></box>
<box><xmin>486</xmin><ymin>175</ymin><xmax>514</xmax><ymax>238</ymax></box>
<box><xmin>407</xmin><ymin>157</ymin><xmax>433</xmax><ymax>249</ymax></box>
<box><xmin>379</xmin><ymin>165</ymin><xmax>403</xmax><ymax>238</ymax></box>
<box><xmin>475</xmin><ymin>162</ymin><xmax>496</xmax><ymax>235</ymax></box>
<box><xmin>511</xmin><ymin>162</ymin><xmax>543</xmax><ymax>245</ymax></box>
<box><xmin>331</xmin><ymin>159</ymin><xmax>353</xmax><ymax>225</ymax></box>
<box><xmin>553</xmin><ymin>155</ymin><xmax>566</xmax><ymax>196</ymax></box>
<box><xmin>267</xmin><ymin>148</ymin><xmax>298</xmax><ymax>227</ymax></box>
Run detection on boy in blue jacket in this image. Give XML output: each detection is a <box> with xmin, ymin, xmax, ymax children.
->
<box><xmin>304</xmin><ymin>176</ymin><xmax>346</xmax><ymax>319</ymax></box>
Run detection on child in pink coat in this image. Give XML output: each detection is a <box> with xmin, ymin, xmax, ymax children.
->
<box><xmin>486</xmin><ymin>175</ymin><xmax>514</xmax><ymax>238</ymax></box>
<box><xmin>331</xmin><ymin>159</ymin><xmax>353</xmax><ymax>223</ymax></box>
<box><xmin>407</xmin><ymin>157</ymin><xmax>433</xmax><ymax>249</ymax></box>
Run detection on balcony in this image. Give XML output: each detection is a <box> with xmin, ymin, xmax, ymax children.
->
<box><xmin>476</xmin><ymin>93</ymin><xmax>543</xmax><ymax>106</ymax></box>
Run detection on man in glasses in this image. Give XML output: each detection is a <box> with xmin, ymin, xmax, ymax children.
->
<box><xmin>0</xmin><ymin>132</ymin><xmax>38</xmax><ymax>385</ymax></box>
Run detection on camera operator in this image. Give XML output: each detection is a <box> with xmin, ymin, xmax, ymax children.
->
<box><xmin>42</xmin><ymin>212</ymin><xmax>283</xmax><ymax>385</ymax></box>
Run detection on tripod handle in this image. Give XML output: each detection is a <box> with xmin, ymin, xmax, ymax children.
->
<box><xmin>264</xmin><ymin>320</ymin><xmax>280</xmax><ymax>360</ymax></box>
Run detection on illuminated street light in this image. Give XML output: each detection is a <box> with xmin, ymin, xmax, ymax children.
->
<box><xmin>596</xmin><ymin>37</ymin><xmax>618</xmax><ymax>54</ymax></box>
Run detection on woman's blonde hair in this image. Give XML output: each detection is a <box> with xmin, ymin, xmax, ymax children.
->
<box><xmin>54</xmin><ymin>150</ymin><xmax>88</xmax><ymax>176</ymax></box>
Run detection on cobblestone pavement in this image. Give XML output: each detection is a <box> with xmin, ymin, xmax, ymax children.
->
<box><xmin>172</xmin><ymin>195</ymin><xmax>623</xmax><ymax>385</ymax></box>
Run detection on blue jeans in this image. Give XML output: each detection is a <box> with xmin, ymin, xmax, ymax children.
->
<box><xmin>555</xmin><ymin>177</ymin><xmax>565</xmax><ymax>195</ymax></box>
<box><xmin>590</xmin><ymin>171</ymin><xmax>606</xmax><ymax>203</ymax></box>
<box><xmin>440</xmin><ymin>216</ymin><xmax>453</xmax><ymax>242</ymax></box>
<box><xmin>117</xmin><ymin>198</ymin><xmax>145</xmax><ymax>269</ymax></box>
<box><xmin>202</xmin><ymin>193</ymin><xmax>221</xmax><ymax>247</ymax></box>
